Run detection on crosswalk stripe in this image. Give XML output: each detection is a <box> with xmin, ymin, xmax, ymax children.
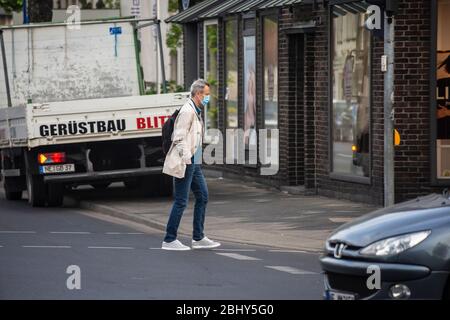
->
<box><xmin>215</xmin><ymin>253</ymin><xmax>261</xmax><ymax>261</ymax></box>
<box><xmin>265</xmin><ymin>266</ymin><xmax>317</xmax><ymax>275</ymax></box>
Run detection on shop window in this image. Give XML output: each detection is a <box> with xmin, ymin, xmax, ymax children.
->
<box><xmin>243</xmin><ymin>21</ymin><xmax>256</xmax><ymax>149</ymax></box>
<box><xmin>203</xmin><ymin>20</ymin><xmax>219</xmax><ymax>143</ymax></box>
<box><xmin>436</xmin><ymin>0</ymin><xmax>450</xmax><ymax>179</ymax></box>
<box><xmin>331</xmin><ymin>6</ymin><xmax>371</xmax><ymax>178</ymax></box>
<box><xmin>225</xmin><ymin>19</ymin><xmax>239</xmax><ymax>129</ymax></box>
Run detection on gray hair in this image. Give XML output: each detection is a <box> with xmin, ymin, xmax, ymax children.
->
<box><xmin>190</xmin><ymin>79</ymin><xmax>210</xmax><ymax>98</ymax></box>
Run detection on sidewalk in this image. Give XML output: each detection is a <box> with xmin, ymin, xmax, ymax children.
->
<box><xmin>68</xmin><ymin>173</ymin><xmax>379</xmax><ymax>252</ymax></box>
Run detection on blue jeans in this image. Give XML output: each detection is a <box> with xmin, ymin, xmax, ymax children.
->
<box><xmin>164</xmin><ymin>163</ymin><xmax>208</xmax><ymax>242</ymax></box>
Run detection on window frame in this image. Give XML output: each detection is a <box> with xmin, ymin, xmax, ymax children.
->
<box><xmin>260</xmin><ymin>10</ymin><xmax>280</xmax><ymax>131</ymax></box>
<box><xmin>224</xmin><ymin>16</ymin><xmax>240</xmax><ymax>130</ymax></box>
<box><xmin>203</xmin><ymin>19</ymin><xmax>219</xmax><ymax>143</ymax></box>
<box><xmin>328</xmin><ymin>2</ymin><xmax>373</xmax><ymax>185</ymax></box>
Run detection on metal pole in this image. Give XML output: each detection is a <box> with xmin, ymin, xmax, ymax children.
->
<box><xmin>0</xmin><ymin>30</ymin><xmax>12</xmax><ymax>108</ymax></box>
<box><xmin>156</xmin><ymin>20</ymin><xmax>167</xmax><ymax>93</ymax></box>
<box><xmin>384</xmin><ymin>13</ymin><xmax>395</xmax><ymax>207</ymax></box>
<box><xmin>23</xmin><ymin>0</ymin><xmax>29</xmax><ymax>24</ymax></box>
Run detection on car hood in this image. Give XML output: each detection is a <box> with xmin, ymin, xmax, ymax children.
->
<box><xmin>328</xmin><ymin>193</ymin><xmax>450</xmax><ymax>247</ymax></box>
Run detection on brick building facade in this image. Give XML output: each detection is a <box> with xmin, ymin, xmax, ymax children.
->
<box><xmin>167</xmin><ymin>0</ymin><xmax>450</xmax><ymax>206</ymax></box>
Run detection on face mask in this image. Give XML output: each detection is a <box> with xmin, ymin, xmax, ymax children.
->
<box><xmin>201</xmin><ymin>95</ymin><xmax>210</xmax><ymax>106</ymax></box>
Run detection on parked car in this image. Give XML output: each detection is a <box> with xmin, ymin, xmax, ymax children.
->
<box><xmin>320</xmin><ymin>192</ymin><xmax>450</xmax><ymax>300</ymax></box>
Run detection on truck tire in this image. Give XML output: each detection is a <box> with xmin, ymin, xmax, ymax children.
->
<box><xmin>4</xmin><ymin>177</ymin><xmax>23</xmax><ymax>201</ymax></box>
<box><xmin>26</xmin><ymin>172</ymin><xmax>46</xmax><ymax>207</ymax></box>
<box><xmin>47</xmin><ymin>183</ymin><xmax>64</xmax><ymax>207</ymax></box>
<box><xmin>158</xmin><ymin>174</ymin><xmax>173</xmax><ymax>197</ymax></box>
<box><xmin>124</xmin><ymin>179</ymin><xmax>139</xmax><ymax>189</ymax></box>
<box><xmin>91</xmin><ymin>182</ymin><xmax>111</xmax><ymax>190</ymax></box>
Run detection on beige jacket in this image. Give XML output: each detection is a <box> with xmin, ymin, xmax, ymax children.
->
<box><xmin>163</xmin><ymin>99</ymin><xmax>203</xmax><ymax>178</ymax></box>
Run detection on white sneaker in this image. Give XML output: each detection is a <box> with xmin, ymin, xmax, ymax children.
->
<box><xmin>161</xmin><ymin>239</ymin><xmax>191</xmax><ymax>251</ymax></box>
<box><xmin>192</xmin><ymin>236</ymin><xmax>221</xmax><ymax>249</ymax></box>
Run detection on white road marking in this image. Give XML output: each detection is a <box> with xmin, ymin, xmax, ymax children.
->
<box><xmin>105</xmin><ymin>232</ymin><xmax>145</xmax><ymax>235</ymax></box>
<box><xmin>265</xmin><ymin>266</ymin><xmax>317</xmax><ymax>275</ymax></box>
<box><xmin>22</xmin><ymin>245</ymin><xmax>71</xmax><ymax>249</ymax></box>
<box><xmin>213</xmin><ymin>249</ymin><xmax>257</xmax><ymax>252</ymax></box>
<box><xmin>50</xmin><ymin>231</ymin><xmax>91</xmax><ymax>234</ymax></box>
<box><xmin>0</xmin><ymin>231</ymin><xmax>36</xmax><ymax>234</ymax></box>
<box><xmin>215</xmin><ymin>253</ymin><xmax>261</xmax><ymax>261</ymax></box>
<box><xmin>268</xmin><ymin>250</ymin><xmax>310</xmax><ymax>254</ymax></box>
<box><xmin>329</xmin><ymin>217</ymin><xmax>353</xmax><ymax>223</ymax></box>
<box><xmin>88</xmin><ymin>246</ymin><xmax>134</xmax><ymax>250</ymax></box>
<box><xmin>149</xmin><ymin>247</ymin><xmax>162</xmax><ymax>250</ymax></box>
<box><xmin>252</xmin><ymin>199</ymin><xmax>271</xmax><ymax>203</ymax></box>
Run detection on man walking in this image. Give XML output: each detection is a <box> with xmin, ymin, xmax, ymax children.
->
<box><xmin>162</xmin><ymin>79</ymin><xmax>221</xmax><ymax>251</ymax></box>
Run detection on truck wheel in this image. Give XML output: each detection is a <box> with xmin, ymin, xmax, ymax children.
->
<box><xmin>91</xmin><ymin>182</ymin><xmax>111</xmax><ymax>190</ymax></box>
<box><xmin>26</xmin><ymin>172</ymin><xmax>46</xmax><ymax>207</ymax></box>
<box><xmin>158</xmin><ymin>174</ymin><xmax>173</xmax><ymax>197</ymax></box>
<box><xmin>47</xmin><ymin>183</ymin><xmax>64</xmax><ymax>207</ymax></box>
<box><xmin>124</xmin><ymin>179</ymin><xmax>139</xmax><ymax>189</ymax></box>
<box><xmin>4</xmin><ymin>177</ymin><xmax>23</xmax><ymax>201</ymax></box>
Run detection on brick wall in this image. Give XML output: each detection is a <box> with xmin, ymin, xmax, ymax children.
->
<box><xmin>393</xmin><ymin>0</ymin><xmax>437</xmax><ymax>202</ymax></box>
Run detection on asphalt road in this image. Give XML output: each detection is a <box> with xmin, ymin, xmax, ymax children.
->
<box><xmin>0</xmin><ymin>191</ymin><xmax>323</xmax><ymax>300</ymax></box>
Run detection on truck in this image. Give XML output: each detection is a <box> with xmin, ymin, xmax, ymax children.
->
<box><xmin>0</xmin><ymin>17</ymin><xmax>188</xmax><ymax>207</ymax></box>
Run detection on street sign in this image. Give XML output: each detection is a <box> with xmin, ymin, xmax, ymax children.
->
<box><xmin>109</xmin><ymin>26</ymin><xmax>122</xmax><ymax>35</ymax></box>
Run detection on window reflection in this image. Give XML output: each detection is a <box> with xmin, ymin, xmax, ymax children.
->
<box><xmin>332</xmin><ymin>7</ymin><xmax>371</xmax><ymax>178</ymax></box>
<box><xmin>225</xmin><ymin>19</ymin><xmax>239</xmax><ymax>129</ymax></box>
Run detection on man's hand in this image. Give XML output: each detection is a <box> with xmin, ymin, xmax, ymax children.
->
<box><xmin>180</xmin><ymin>151</ymin><xmax>192</xmax><ymax>164</ymax></box>
<box><xmin>184</xmin><ymin>158</ymin><xmax>192</xmax><ymax>165</ymax></box>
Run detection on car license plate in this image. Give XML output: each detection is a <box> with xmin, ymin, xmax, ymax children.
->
<box><xmin>327</xmin><ymin>290</ymin><xmax>356</xmax><ymax>300</ymax></box>
<box><xmin>39</xmin><ymin>164</ymin><xmax>75</xmax><ymax>174</ymax></box>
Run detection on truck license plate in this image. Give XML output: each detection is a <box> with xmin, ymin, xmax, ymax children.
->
<box><xmin>39</xmin><ymin>164</ymin><xmax>75</xmax><ymax>174</ymax></box>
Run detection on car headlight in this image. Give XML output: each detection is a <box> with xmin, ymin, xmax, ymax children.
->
<box><xmin>360</xmin><ymin>230</ymin><xmax>431</xmax><ymax>257</ymax></box>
